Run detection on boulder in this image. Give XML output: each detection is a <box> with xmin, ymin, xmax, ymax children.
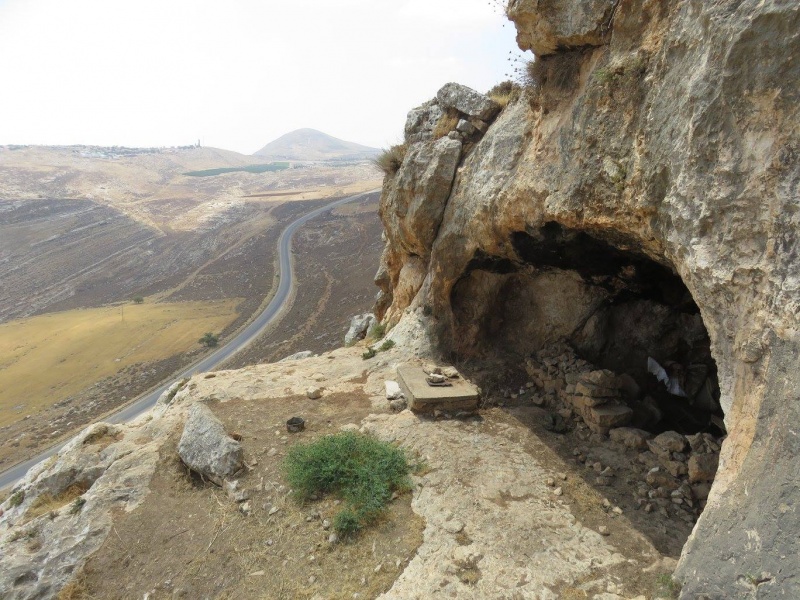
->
<box><xmin>456</xmin><ymin>119</ymin><xmax>478</xmax><ymax>136</ymax></box>
<box><xmin>647</xmin><ymin>431</ymin><xmax>687</xmax><ymax>461</ymax></box>
<box><xmin>385</xmin><ymin>380</ymin><xmax>403</xmax><ymax>400</ymax></box>
<box><xmin>688</xmin><ymin>453</ymin><xmax>719</xmax><ymax>484</ymax></box>
<box><xmin>583</xmin><ymin>404</ymin><xmax>633</xmax><ymax>434</ymax></box>
<box><xmin>609</xmin><ymin>427</ymin><xmax>652</xmax><ymax>450</ymax></box>
<box><xmin>345</xmin><ymin>313</ymin><xmax>376</xmax><ymax>345</ymax></box>
<box><xmin>436</xmin><ymin>82</ymin><xmax>501</xmax><ymax>121</ymax></box>
<box><xmin>178</xmin><ymin>403</ymin><xmax>243</xmax><ymax>486</ymax></box>
<box><xmin>306</xmin><ymin>387</ymin><xmax>323</xmax><ymax>400</ymax></box>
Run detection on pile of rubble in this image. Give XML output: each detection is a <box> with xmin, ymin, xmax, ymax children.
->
<box><xmin>520</xmin><ymin>341</ymin><xmax>722</xmax><ymax>522</ymax></box>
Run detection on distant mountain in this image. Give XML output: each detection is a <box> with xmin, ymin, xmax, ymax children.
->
<box><xmin>253</xmin><ymin>129</ymin><xmax>380</xmax><ymax>162</ymax></box>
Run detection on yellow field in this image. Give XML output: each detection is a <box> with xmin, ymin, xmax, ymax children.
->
<box><xmin>0</xmin><ymin>299</ymin><xmax>241</xmax><ymax>427</ymax></box>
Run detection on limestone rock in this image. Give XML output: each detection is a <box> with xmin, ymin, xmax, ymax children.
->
<box><xmin>506</xmin><ymin>0</ymin><xmax>615</xmax><ymax>56</ymax></box>
<box><xmin>609</xmin><ymin>427</ymin><xmax>652</xmax><ymax>450</ymax></box>
<box><xmin>647</xmin><ymin>432</ymin><xmax>686</xmax><ymax>461</ymax></box>
<box><xmin>436</xmin><ymin>82</ymin><xmax>501</xmax><ymax>121</ymax></box>
<box><xmin>306</xmin><ymin>387</ymin><xmax>323</xmax><ymax>400</ymax></box>
<box><xmin>385</xmin><ymin>380</ymin><xmax>403</xmax><ymax>400</ymax></box>
<box><xmin>404</xmin><ymin>99</ymin><xmax>444</xmax><ymax>144</ymax></box>
<box><xmin>279</xmin><ymin>350</ymin><xmax>314</xmax><ymax>362</ymax></box>
<box><xmin>379</xmin><ymin>137</ymin><xmax>462</xmax><ymax>260</ymax></box>
<box><xmin>178</xmin><ymin>403</ymin><xmax>243</xmax><ymax>485</ymax></box>
<box><xmin>377</xmin><ymin>13</ymin><xmax>800</xmax><ymax>592</ymax></box>
<box><xmin>456</xmin><ymin>119</ymin><xmax>477</xmax><ymax>136</ymax></box>
<box><xmin>688</xmin><ymin>454</ymin><xmax>719</xmax><ymax>484</ymax></box>
<box><xmin>0</xmin><ymin>422</ymin><xmax>161</xmax><ymax>600</ymax></box>
<box><xmin>582</xmin><ymin>404</ymin><xmax>632</xmax><ymax>434</ymax></box>
<box><xmin>345</xmin><ymin>313</ymin><xmax>376</xmax><ymax>345</ymax></box>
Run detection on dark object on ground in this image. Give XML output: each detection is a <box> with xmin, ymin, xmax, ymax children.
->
<box><xmin>286</xmin><ymin>417</ymin><xmax>306</xmax><ymax>433</ymax></box>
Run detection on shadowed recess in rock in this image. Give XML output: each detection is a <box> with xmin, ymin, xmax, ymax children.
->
<box><xmin>452</xmin><ymin>221</ymin><xmax>722</xmax><ymax>436</ymax></box>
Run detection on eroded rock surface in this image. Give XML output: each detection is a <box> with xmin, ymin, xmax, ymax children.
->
<box><xmin>375</xmin><ymin>0</ymin><xmax>800</xmax><ymax>595</ymax></box>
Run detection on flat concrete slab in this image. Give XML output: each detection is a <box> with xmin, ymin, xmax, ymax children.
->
<box><xmin>397</xmin><ymin>365</ymin><xmax>480</xmax><ymax>413</ymax></box>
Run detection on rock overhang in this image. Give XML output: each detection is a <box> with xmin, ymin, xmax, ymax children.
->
<box><xmin>374</xmin><ymin>0</ymin><xmax>800</xmax><ymax>595</ymax></box>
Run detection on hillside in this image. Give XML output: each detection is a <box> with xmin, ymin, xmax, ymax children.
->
<box><xmin>1</xmin><ymin>0</ymin><xmax>798</xmax><ymax>598</ymax></box>
<box><xmin>253</xmin><ymin>128</ymin><xmax>380</xmax><ymax>162</ymax></box>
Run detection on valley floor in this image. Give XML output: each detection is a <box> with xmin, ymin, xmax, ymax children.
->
<box><xmin>0</xmin><ymin>193</ymin><xmax>383</xmax><ymax>473</ymax></box>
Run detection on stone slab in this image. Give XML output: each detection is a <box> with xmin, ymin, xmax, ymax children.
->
<box><xmin>397</xmin><ymin>365</ymin><xmax>479</xmax><ymax>413</ymax></box>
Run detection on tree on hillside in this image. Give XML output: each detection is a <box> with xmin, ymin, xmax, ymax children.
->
<box><xmin>199</xmin><ymin>332</ymin><xmax>219</xmax><ymax>348</ymax></box>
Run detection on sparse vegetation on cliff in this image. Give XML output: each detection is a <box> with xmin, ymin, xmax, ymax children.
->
<box><xmin>432</xmin><ymin>110</ymin><xmax>459</xmax><ymax>139</ymax></box>
<box><xmin>373</xmin><ymin>144</ymin><xmax>407</xmax><ymax>176</ymax></box>
<box><xmin>487</xmin><ymin>80</ymin><xmax>521</xmax><ymax>108</ymax></box>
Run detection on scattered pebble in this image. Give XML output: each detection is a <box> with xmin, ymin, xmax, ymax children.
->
<box><xmin>598</xmin><ymin>526</ymin><xmax>610</xmax><ymax>536</ymax></box>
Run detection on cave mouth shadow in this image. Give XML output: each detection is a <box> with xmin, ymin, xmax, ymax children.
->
<box><xmin>448</xmin><ymin>221</ymin><xmax>725</xmax><ymax>556</ymax></box>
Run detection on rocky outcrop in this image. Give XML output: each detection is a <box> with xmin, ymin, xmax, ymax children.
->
<box><xmin>0</xmin><ymin>422</ymin><xmax>164</xmax><ymax>599</ymax></box>
<box><xmin>376</xmin><ymin>0</ymin><xmax>800</xmax><ymax>596</ymax></box>
<box><xmin>507</xmin><ymin>0</ymin><xmax>615</xmax><ymax>56</ymax></box>
<box><xmin>345</xmin><ymin>312</ymin><xmax>376</xmax><ymax>346</ymax></box>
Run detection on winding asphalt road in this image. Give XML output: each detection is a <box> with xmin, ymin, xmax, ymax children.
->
<box><xmin>0</xmin><ymin>190</ymin><xmax>376</xmax><ymax>490</ymax></box>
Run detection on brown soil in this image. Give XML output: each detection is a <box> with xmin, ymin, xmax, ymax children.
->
<box><xmin>78</xmin><ymin>392</ymin><xmax>424</xmax><ymax>600</ymax></box>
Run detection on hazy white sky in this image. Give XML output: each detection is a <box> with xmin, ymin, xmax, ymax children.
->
<box><xmin>0</xmin><ymin>0</ymin><xmax>519</xmax><ymax>154</ymax></box>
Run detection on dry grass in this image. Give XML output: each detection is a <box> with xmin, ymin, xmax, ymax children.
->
<box><xmin>432</xmin><ymin>110</ymin><xmax>460</xmax><ymax>139</ymax></box>
<box><xmin>373</xmin><ymin>144</ymin><xmax>408</xmax><ymax>176</ymax></box>
<box><xmin>0</xmin><ymin>299</ymin><xmax>241</xmax><ymax>427</ymax></box>
<box><xmin>25</xmin><ymin>483</ymin><xmax>90</xmax><ymax>522</ymax></box>
<box><xmin>57</xmin><ymin>572</ymin><xmax>89</xmax><ymax>600</ymax></box>
<box><xmin>487</xmin><ymin>81</ymin><xmax>521</xmax><ymax>109</ymax></box>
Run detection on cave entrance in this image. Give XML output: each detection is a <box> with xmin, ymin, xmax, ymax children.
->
<box><xmin>450</xmin><ymin>222</ymin><xmax>725</xmax><ymax>552</ymax></box>
<box><xmin>451</xmin><ymin>221</ymin><xmax>724</xmax><ymax>437</ymax></box>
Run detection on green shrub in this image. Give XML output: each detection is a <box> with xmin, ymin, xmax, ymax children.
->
<box><xmin>379</xmin><ymin>339</ymin><xmax>395</xmax><ymax>351</ymax></box>
<box><xmin>198</xmin><ymin>332</ymin><xmax>219</xmax><ymax>348</ymax></box>
<box><xmin>132</xmin><ymin>296</ymin><xmax>144</xmax><ymax>304</ymax></box>
<box><xmin>9</xmin><ymin>490</ymin><xmax>24</xmax><ymax>507</ymax></box>
<box><xmin>368</xmin><ymin>322</ymin><xmax>386</xmax><ymax>341</ymax></box>
<box><xmin>362</xmin><ymin>347</ymin><xmax>377</xmax><ymax>360</ymax></box>
<box><xmin>373</xmin><ymin>144</ymin><xmax>407</xmax><ymax>176</ymax></box>
<box><xmin>283</xmin><ymin>432</ymin><xmax>412</xmax><ymax>538</ymax></box>
<box><xmin>653</xmin><ymin>573</ymin><xmax>681</xmax><ymax>599</ymax></box>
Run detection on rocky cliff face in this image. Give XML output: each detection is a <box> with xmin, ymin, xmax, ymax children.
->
<box><xmin>377</xmin><ymin>0</ymin><xmax>799</xmax><ymax>596</ymax></box>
